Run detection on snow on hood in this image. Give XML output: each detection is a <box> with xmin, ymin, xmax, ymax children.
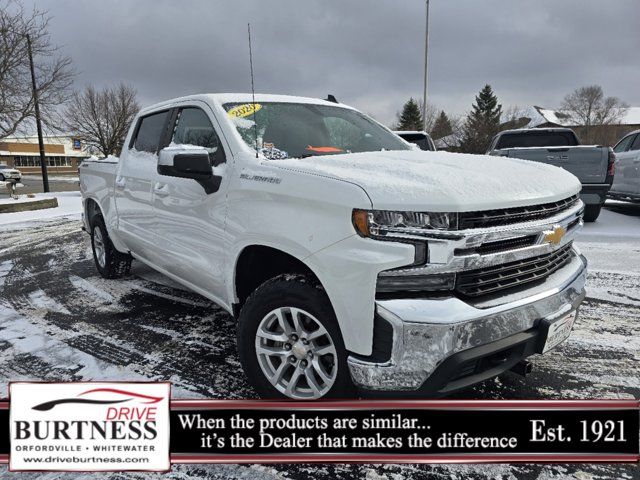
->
<box><xmin>271</xmin><ymin>150</ymin><xmax>581</xmax><ymax>212</ymax></box>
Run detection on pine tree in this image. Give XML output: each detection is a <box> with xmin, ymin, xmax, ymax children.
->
<box><xmin>460</xmin><ymin>85</ymin><xmax>502</xmax><ymax>154</ymax></box>
<box><xmin>395</xmin><ymin>98</ymin><xmax>424</xmax><ymax>131</ymax></box>
<box><xmin>430</xmin><ymin>110</ymin><xmax>453</xmax><ymax>140</ymax></box>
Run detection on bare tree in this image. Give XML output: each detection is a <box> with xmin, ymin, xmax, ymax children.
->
<box><xmin>500</xmin><ymin>105</ymin><xmax>521</xmax><ymax>127</ymax></box>
<box><xmin>561</xmin><ymin>85</ymin><xmax>628</xmax><ymax>142</ymax></box>
<box><xmin>64</xmin><ymin>84</ymin><xmax>140</xmax><ymax>157</ymax></box>
<box><xmin>0</xmin><ymin>0</ymin><xmax>74</xmax><ymax>138</ymax></box>
<box><xmin>419</xmin><ymin>100</ymin><xmax>438</xmax><ymax>133</ymax></box>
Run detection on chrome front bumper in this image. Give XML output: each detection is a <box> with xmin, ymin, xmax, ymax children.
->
<box><xmin>347</xmin><ymin>249</ymin><xmax>587</xmax><ymax>393</ymax></box>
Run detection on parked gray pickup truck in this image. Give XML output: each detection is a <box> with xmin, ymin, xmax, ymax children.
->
<box><xmin>487</xmin><ymin>128</ymin><xmax>615</xmax><ymax>222</ymax></box>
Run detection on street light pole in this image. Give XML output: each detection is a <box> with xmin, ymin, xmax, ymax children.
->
<box><xmin>422</xmin><ymin>0</ymin><xmax>430</xmax><ymax>132</ymax></box>
<box><xmin>25</xmin><ymin>33</ymin><xmax>50</xmax><ymax>192</ymax></box>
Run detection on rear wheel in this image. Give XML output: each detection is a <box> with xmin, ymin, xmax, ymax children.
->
<box><xmin>90</xmin><ymin>214</ymin><xmax>132</xmax><ymax>278</ymax></box>
<box><xmin>237</xmin><ymin>274</ymin><xmax>355</xmax><ymax>400</ymax></box>
<box><xmin>583</xmin><ymin>204</ymin><xmax>602</xmax><ymax>222</ymax></box>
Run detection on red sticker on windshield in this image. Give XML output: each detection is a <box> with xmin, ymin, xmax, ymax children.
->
<box><xmin>306</xmin><ymin>145</ymin><xmax>343</xmax><ymax>153</ymax></box>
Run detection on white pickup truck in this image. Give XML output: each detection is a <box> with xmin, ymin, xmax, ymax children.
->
<box><xmin>79</xmin><ymin>93</ymin><xmax>587</xmax><ymax>400</ymax></box>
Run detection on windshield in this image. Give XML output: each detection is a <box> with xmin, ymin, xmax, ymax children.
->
<box><xmin>223</xmin><ymin>102</ymin><xmax>409</xmax><ymax>159</ymax></box>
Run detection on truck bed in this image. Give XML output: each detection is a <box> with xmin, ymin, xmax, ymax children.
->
<box><xmin>501</xmin><ymin>146</ymin><xmax>609</xmax><ymax>184</ymax></box>
<box><xmin>78</xmin><ymin>156</ymin><xmax>119</xmax><ymax>230</ymax></box>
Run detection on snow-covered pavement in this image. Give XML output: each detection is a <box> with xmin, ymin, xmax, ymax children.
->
<box><xmin>0</xmin><ymin>191</ymin><xmax>82</xmax><ymax>227</ymax></box>
<box><xmin>0</xmin><ymin>201</ymin><xmax>638</xmax><ymax>479</ymax></box>
<box><xmin>21</xmin><ymin>174</ymin><xmax>79</xmax><ymax>183</ymax></box>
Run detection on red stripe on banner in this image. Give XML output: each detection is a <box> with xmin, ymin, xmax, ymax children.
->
<box><xmin>170</xmin><ymin>399</ymin><xmax>640</xmax><ymax>410</ymax></box>
<box><xmin>169</xmin><ymin>453</ymin><xmax>639</xmax><ymax>464</ymax></box>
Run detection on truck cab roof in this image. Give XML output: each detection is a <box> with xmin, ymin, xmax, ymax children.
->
<box><xmin>138</xmin><ymin>93</ymin><xmax>356</xmax><ymax>117</ymax></box>
<box><xmin>496</xmin><ymin>127</ymin><xmax>576</xmax><ymax>136</ymax></box>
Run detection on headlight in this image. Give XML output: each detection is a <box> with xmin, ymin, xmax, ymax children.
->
<box><xmin>352</xmin><ymin>209</ymin><xmax>457</xmax><ymax>237</ymax></box>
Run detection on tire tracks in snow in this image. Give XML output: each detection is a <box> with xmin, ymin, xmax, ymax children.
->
<box><xmin>1</xmin><ymin>220</ymin><xmax>638</xmax><ymax>480</ymax></box>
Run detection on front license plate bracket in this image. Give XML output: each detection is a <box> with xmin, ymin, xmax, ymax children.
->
<box><xmin>538</xmin><ymin>310</ymin><xmax>577</xmax><ymax>354</ymax></box>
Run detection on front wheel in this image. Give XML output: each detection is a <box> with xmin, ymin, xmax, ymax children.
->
<box><xmin>237</xmin><ymin>274</ymin><xmax>355</xmax><ymax>400</ymax></box>
<box><xmin>90</xmin><ymin>214</ymin><xmax>132</xmax><ymax>278</ymax></box>
<box><xmin>583</xmin><ymin>204</ymin><xmax>602</xmax><ymax>222</ymax></box>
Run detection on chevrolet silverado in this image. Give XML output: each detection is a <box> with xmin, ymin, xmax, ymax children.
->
<box><xmin>79</xmin><ymin>94</ymin><xmax>587</xmax><ymax>399</ymax></box>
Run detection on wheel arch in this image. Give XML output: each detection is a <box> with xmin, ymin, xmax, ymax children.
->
<box><xmin>84</xmin><ymin>197</ymin><xmax>102</xmax><ymax>225</ymax></box>
<box><xmin>233</xmin><ymin>244</ymin><xmax>323</xmax><ymax>317</ymax></box>
<box><xmin>82</xmin><ymin>196</ymin><xmax>128</xmax><ymax>253</ymax></box>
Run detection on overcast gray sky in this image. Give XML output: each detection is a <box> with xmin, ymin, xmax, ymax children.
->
<box><xmin>24</xmin><ymin>0</ymin><xmax>640</xmax><ymax>125</ymax></box>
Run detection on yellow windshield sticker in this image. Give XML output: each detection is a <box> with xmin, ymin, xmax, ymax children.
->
<box><xmin>227</xmin><ymin>103</ymin><xmax>262</xmax><ymax>118</ymax></box>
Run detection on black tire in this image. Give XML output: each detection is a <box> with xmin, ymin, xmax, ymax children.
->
<box><xmin>90</xmin><ymin>214</ymin><xmax>132</xmax><ymax>278</ymax></box>
<box><xmin>583</xmin><ymin>204</ymin><xmax>602</xmax><ymax>222</ymax></box>
<box><xmin>237</xmin><ymin>274</ymin><xmax>356</xmax><ymax>400</ymax></box>
<box><xmin>0</xmin><ymin>173</ymin><xmax>5</xmax><ymax>181</ymax></box>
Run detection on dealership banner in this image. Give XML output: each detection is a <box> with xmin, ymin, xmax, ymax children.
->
<box><xmin>0</xmin><ymin>383</ymin><xmax>638</xmax><ymax>471</ymax></box>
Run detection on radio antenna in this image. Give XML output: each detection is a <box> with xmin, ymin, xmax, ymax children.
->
<box><xmin>248</xmin><ymin>23</ymin><xmax>259</xmax><ymax>158</ymax></box>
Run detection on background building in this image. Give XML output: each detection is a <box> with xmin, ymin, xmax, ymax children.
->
<box><xmin>0</xmin><ymin>135</ymin><xmax>91</xmax><ymax>174</ymax></box>
<box><xmin>501</xmin><ymin>106</ymin><xmax>640</xmax><ymax>146</ymax></box>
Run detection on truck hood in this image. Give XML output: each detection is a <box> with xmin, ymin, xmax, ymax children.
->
<box><xmin>271</xmin><ymin>150</ymin><xmax>581</xmax><ymax>211</ymax></box>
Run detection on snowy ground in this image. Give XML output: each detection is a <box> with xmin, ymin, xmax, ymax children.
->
<box><xmin>21</xmin><ymin>174</ymin><xmax>79</xmax><ymax>183</ymax></box>
<box><xmin>0</xmin><ymin>191</ymin><xmax>82</xmax><ymax>227</ymax></box>
<box><xmin>0</xmin><ymin>201</ymin><xmax>638</xmax><ymax>479</ymax></box>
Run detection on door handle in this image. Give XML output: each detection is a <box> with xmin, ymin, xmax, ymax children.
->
<box><xmin>153</xmin><ymin>183</ymin><xmax>170</xmax><ymax>197</ymax></box>
<box><xmin>115</xmin><ymin>177</ymin><xmax>126</xmax><ymax>190</ymax></box>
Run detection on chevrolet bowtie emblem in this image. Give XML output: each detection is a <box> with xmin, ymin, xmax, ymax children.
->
<box><xmin>543</xmin><ymin>225</ymin><xmax>566</xmax><ymax>245</ymax></box>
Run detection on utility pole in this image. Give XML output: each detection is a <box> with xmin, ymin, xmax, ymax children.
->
<box><xmin>25</xmin><ymin>33</ymin><xmax>50</xmax><ymax>192</ymax></box>
<box><xmin>422</xmin><ymin>0</ymin><xmax>430</xmax><ymax>132</ymax></box>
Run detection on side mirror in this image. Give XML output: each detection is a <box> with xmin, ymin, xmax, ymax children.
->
<box><xmin>158</xmin><ymin>148</ymin><xmax>222</xmax><ymax>194</ymax></box>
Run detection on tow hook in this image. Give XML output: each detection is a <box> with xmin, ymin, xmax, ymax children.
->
<box><xmin>510</xmin><ymin>360</ymin><xmax>533</xmax><ymax>377</ymax></box>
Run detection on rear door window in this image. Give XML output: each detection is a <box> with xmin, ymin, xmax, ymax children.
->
<box><xmin>630</xmin><ymin>134</ymin><xmax>640</xmax><ymax>151</ymax></box>
<box><xmin>133</xmin><ymin>110</ymin><xmax>171</xmax><ymax>153</ymax></box>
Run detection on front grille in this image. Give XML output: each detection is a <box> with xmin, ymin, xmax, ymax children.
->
<box><xmin>456</xmin><ymin>243</ymin><xmax>574</xmax><ymax>297</ymax></box>
<box><xmin>458</xmin><ymin>195</ymin><xmax>579</xmax><ymax>230</ymax></box>
<box><xmin>455</xmin><ymin>234</ymin><xmax>538</xmax><ymax>256</ymax></box>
